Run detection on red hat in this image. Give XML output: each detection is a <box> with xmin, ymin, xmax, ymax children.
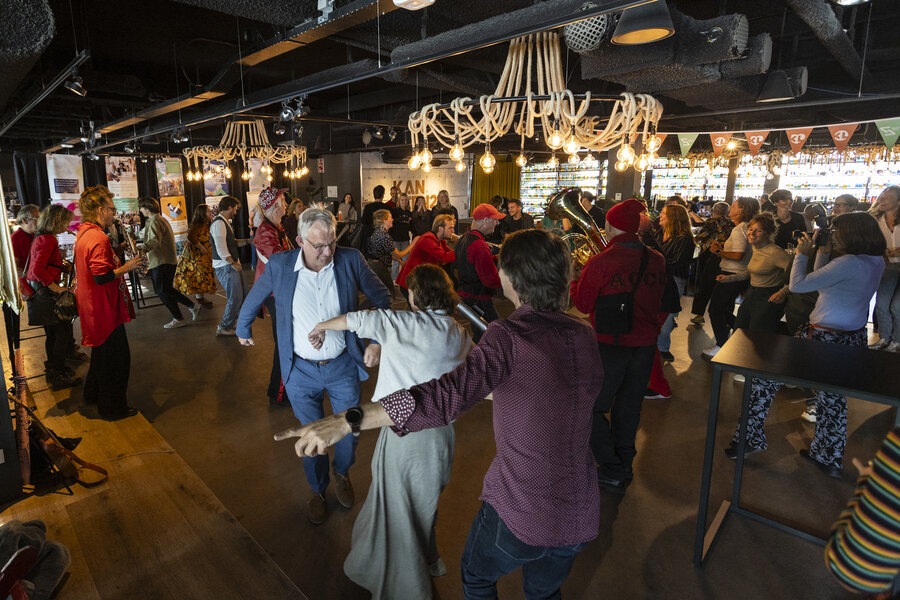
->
<box><xmin>471</xmin><ymin>203</ymin><xmax>506</xmax><ymax>220</ymax></box>
<box><xmin>605</xmin><ymin>199</ymin><xmax>645</xmax><ymax>234</ymax></box>
<box><xmin>259</xmin><ymin>187</ymin><xmax>287</xmax><ymax>210</ymax></box>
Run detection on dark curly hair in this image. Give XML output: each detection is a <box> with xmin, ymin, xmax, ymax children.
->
<box><xmin>406</xmin><ymin>264</ymin><xmax>458</xmax><ymax>313</ymax></box>
<box><xmin>499</xmin><ymin>229</ymin><xmax>570</xmax><ymax>311</ymax></box>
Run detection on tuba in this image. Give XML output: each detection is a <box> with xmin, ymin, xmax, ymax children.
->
<box><xmin>543</xmin><ymin>188</ymin><xmax>608</xmax><ymax>267</ymax></box>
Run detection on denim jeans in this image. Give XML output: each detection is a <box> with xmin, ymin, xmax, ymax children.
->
<box><xmin>460</xmin><ymin>502</ymin><xmax>585</xmax><ymax>600</ymax></box>
<box><xmin>874</xmin><ymin>264</ymin><xmax>900</xmax><ymax>343</ymax></box>
<box><xmin>214</xmin><ymin>265</ymin><xmax>245</xmax><ymax>330</ymax></box>
<box><xmin>657</xmin><ymin>275</ymin><xmax>686</xmax><ymax>352</ymax></box>
<box><xmin>283</xmin><ymin>351</ymin><xmax>360</xmax><ymax>493</ymax></box>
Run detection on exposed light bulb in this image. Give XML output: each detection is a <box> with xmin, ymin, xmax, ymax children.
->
<box><xmin>568</xmin><ymin>153</ymin><xmax>581</xmax><ymax>165</ymax></box>
<box><xmin>300</xmin><ymin>166</ymin><xmax>309</xmax><ymax>177</ymax></box>
<box><xmin>617</xmin><ymin>144</ymin><xmax>635</xmax><ymax>162</ymax></box>
<box><xmin>420</xmin><ymin>147</ymin><xmax>433</xmax><ymax>164</ymax></box>
<box><xmin>563</xmin><ymin>135</ymin><xmax>580</xmax><ymax>155</ymax></box>
<box><xmin>449</xmin><ymin>142</ymin><xmax>464</xmax><ymax>162</ymax></box>
<box><xmin>726</xmin><ymin>140</ymin><xmax>737</xmax><ymax>150</ymax></box>
<box><xmin>224</xmin><ymin>167</ymin><xmax>231</xmax><ymax>178</ymax></box>
<box><xmin>283</xmin><ymin>169</ymin><xmax>290</xmax><ymax>177</ymax></box>
<box><xmin>515</xmin><ymin>153</ymin><xmax>528</xmax><ymax>167</ymax></box>
<box><xmin>583</xmin><ymin>152</ymin><xmax>595</xmax><ymax>164</ymax></box>
<box><xmin>645</xmin><ymin>135</ymin><xmax>661</xmax><ymax>153</ymax></box>
<box><xmin>455</xmin><ymin>161</ymin><xmax>466</xmax><ymax>172</ymax></box>
<box><xmin>482</xmin><ymin>165</ymin><xmax>494</xmax><ymax>175</ymax></box>
<box><xmin>266</xmin><ymin>174</ymin><xmax>273</xmax><ymax>182</ymax></box>
<box><xmin>241</xmin><ymin>171</ymin><xmax>250</xmax><ymax>180</ymax></box>
<box><xmin>408</xmin><ymin>154</ymin><xmax>421</xmax><ymax>170</ymax></box>
<box><xmin>422</xmin><ymin>162</ymin><xmax>433</xmax><ymax>173</ymax></box>
<box><xmin>636</xmin><ymin>154</ymin><xmax>650</xmax><ymax>171</ymax></box>
<box><xmin>615</xmin><ymin>160</ymin><xmax>628</xmax><ymax>172</ymax></box>
<box><xmin>547</xmin><ymin>154</ymin><xmax>559</xmax><ymax>169</ymax></box>
<box><xmin>479</xmin><ymin>149</ymin><xmax>496</xmax><ymax>170</ymax></box>
<box><xmin>546</xmin><ymin>129</ymin><xmax>564</xmax><ymax>150</ymax></box>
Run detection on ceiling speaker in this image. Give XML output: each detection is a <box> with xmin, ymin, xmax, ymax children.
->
<box><xmin>564</xmin><ymin>15</ymin><xmax>609</xmax><ymax>54</ymax></box>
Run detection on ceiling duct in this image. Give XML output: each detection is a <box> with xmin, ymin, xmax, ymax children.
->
<box><xmin>0</xmin><ymin>0</ymin><xmax>56</xmax><ymax>114</ymax></box>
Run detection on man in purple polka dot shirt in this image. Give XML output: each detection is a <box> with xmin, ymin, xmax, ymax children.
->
<box><xmin>277</xmin><ymin>229</ymin><xmax>603</xmax><ymax>598</ymax></box>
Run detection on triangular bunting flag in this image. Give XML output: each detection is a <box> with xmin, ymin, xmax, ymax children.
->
<box><xmin>828</xmin><ymin>123</ymin><xmax>858</xmax><ymax>152</ymax></box>
<box><xmin>876</xmin><ymin>118</ymin><xmax>900</xmax><ymax>148</ymax></box>
<box><xmin>710</xmin><ymin>133</ymin><xmax>732</xmax><ymax>157</ymax></box>
<box><xmin>785</xmin><ymin>127</ymin><xmax>813</xmax><ymax>153</ymax></box>
<box><xmin>656</xmin><ymin>134</ymin><xmax>667</xmax><ymax>146</ymax></box>
<box><xmin>678</xmin><ymin>133</ymin><xmax>698</xmax><ymax>156</ymax></box>
<box><xmin>745</xmin><ymin>130</ymin><xmax>770</xmax><ymax>156</ymax></box>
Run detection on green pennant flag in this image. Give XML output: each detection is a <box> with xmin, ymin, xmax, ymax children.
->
<box><xmin>876</xmin><ymin>118</ymin><xmax>900</xmax><ymax>148</ymax></box>
<box><xmin>678</xmin><ymin>133</ymin><xmax>698</xmax><ymax>156</ymax></box>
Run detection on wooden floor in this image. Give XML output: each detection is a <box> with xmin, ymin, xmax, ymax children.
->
<box><xmin>0</xmin><ymin>333</ymin><xmax>306</xmax><ymax>600</ymax></box>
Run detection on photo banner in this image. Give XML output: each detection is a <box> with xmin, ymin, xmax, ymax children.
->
<box><xmin>248</xmin><ymin>158</ymin><xmax>267</xmax><ymax>200</ymax></box>
<box><xmin>710</xmin><ymin>133</ymin><xmax>732</xmax><ymax>157</ymax></box>
<box><xmin>785</xmin><ymin>127</ymin><xmax>813</xmax><ymax>153</ymax></box>
<box><xmin>104</xmin><ymin>156</ymin><xmax>138</xmax><ymax>200</ymax></box>
<box><xmin>677</xmin><ymin>133</ymin><xmax>698</xmax><ymax>156</ymax></box>
<box><xmin>828</xmin><ymin>124</ymin><xmax>858</xmax><ymax>152</ymax></box>
<box><xmin>155</xmin><ymin>157</ymin><xmax>188</xmax><ymax>242</ymax></box>
<box><xmin>745</xmin><ymin>130</ymin><xmax>770</xmax><ymax>156</ymax></box>
<box><xmin>203</xmin><ymin>158</ymin><xmax>228</xmax><ymax>199</ymax></box>
<box><xmin>876</xmin><ymin>118</ymin><xmax>900</xmax><ymax>149</ymax></box>
<box><xmin>46</xmin><ymin>154</ymin><xmax>84</xmax><ymax>201</ymax></box>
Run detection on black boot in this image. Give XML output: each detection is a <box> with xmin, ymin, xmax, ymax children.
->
<box><xmin>47</xmin><ymin>369</ymin><xmax>82</xmax><ymax>391</ymax></box>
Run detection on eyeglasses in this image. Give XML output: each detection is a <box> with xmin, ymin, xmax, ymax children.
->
<box><xmin>308</xmin><ymin>240</ymin><xmax>336</xmax><ymax>253</ymax></box>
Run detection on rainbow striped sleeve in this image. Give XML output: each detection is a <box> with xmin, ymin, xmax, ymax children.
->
<box><xmin>826</xmin><ymin>428</ymin><xmax>900</xmax><ymax>593</ymax></box>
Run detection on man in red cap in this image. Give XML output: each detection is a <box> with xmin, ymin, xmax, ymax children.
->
<box><xmin>571</xmin><ymin>198</ymin><xmax>666</xmax><ymax>494</ymax></box>
<box><xmin>456</xmin><ymin>203</ymin><xmax>505</xmax><ymax>341</ymax></box>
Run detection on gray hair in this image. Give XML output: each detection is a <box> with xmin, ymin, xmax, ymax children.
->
<box><xmin>297</xmin><ymin>207</ymin><xmax>336</xmax><ymax>239</ymax></box>
<box><xmin>711</xmin><ymin>202</ymin><xmax>730</xmax><ymax>217</ymax></box>
<box><xmin>16</xmin><ymin>204</ymin><xmax>40</xmax><ymax>224</ymax></box>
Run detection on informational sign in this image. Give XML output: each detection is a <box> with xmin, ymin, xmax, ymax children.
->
<box><xmin>360</xmin><ymin>152</ymin><xmax>469</xmax><ymax>216</ymax></box>
<box><xmin>248</xmin><ymin>158</ymin><xmax>267</xmax><ymax>198</ymax></box>
<box><xmin>155</xmin><ymin>157</ymin><xmax>188</xmax><ymax>241</ymax></box>
<box><xmin>46</xmin><ymin>154</ymin><xmax>84</xmax><ymax>201</ymax></box>
<box><xmin>327</xmin><ymin>185</ymin><xmax>338</xmax><ymax>198</ymax></box>
<box><xmin>104</xmin><ymin>156</ymin><xmax>138</xmax><ymax>200</ymax></box>
<box><xmin>317</xmin><ymin>158</ymin><xmax>325</xmax><ymax>173</ymax></box>
<box><xmin>203</xmin><ymin>158</ymin><xmax>228</xmax><ymax>198</ymax></box>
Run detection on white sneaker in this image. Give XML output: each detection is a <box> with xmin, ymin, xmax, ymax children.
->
<box><xmin>801</xmin><ymin>407</ymin><xmax>817</xmax><ymax>423</ymax></box>
<box><xmin>733</xmin><ymin>374</ymin><xmax>745</xmax><ymax>383</ymax></box>
<box><xmin>428</xmin><ymin>557</ymin><xmax>447</xmax><ymax>577</ymax></box>
<box><xmin>702</xmin><ymin>346</ymin><xmax>721</xmax><ymax>359</ymax></box>
<box><xmin>164</xmin><ymin>319</ymin><xmax>186</xmax><ymax>329</ymax></box>
<box><xmin>869</xmin><ymin>338</ymin><xmax>890</xmax><ymax>350</ymax></box>
<box><xmin>216</xmin><ymin>326</ymin><xmax>236</xmax><ymax>336</ymax></box>
<box><xmin>886</xmin><ymin>342</ymin><xmax>900</xmax><ymax>353</ymax></box>
<box><xmin>189</xmin><ymin>303</ymin><xmax>201</xmax><ymax>321</ymax></box>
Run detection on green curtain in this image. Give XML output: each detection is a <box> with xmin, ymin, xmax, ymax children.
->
<box><xmin>470</xmin><ymin>158</ymin><xmax>521</xmax><ymax>211</ymax></box>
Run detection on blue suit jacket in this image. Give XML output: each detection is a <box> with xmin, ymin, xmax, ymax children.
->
<box><xmin>236</xmin><ymin>247</ymin><xmax>391</xmax><ymax>385</ymax></box>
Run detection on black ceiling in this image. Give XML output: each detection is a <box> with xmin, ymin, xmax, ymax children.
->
<box><xmin>1</xmin><ymin>0</ymin><xmax>899</xmax><ymax>158</ymax></box>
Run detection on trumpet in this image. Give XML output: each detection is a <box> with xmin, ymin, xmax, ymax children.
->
<box><xmin>125</xmin><ymin>230</ymin><xmax>149</xmax><ymax>274</ymax></box>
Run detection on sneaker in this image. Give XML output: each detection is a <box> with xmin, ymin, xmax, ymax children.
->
<box><xmin>429</xmin><ymin>557</ymin><xmax>447</xmax><ymax>578</ymax></box>
<box><xmin>164</xmin><ymin>319</ymin><xmax>186</xmax><ymax>329</ymax></box>
<box><xmin>334</xmin><ymin>471</ymin><xmax>355</xmax><ymax>508</ymax></box>
<box><xmin>724</xmin><ymin>441</ymin><xmax>764</xmax><ymax>460</ymax></box>
<box><xmin>189</xmin><ymin>303</ymin><xmax>201</xmax><ymax>321</ymax></box>
<box><xmin>702</xmin><ymin>345</ymin><xmax>721</xmax><ymax>359</ymax></box>
<box><xmin>644</xmin><ymin>388</ymin><xmax>672</xmax><ymax>400</ymax></box>
<box><xmin>690</xmin><ymin>315</ymin><xmax>706</xmax><ymax>325</ymax></box>
<box><xmin>216</xmin><ymin>326</ymin><xmax>236</xmax><ymax>336</ymax></box>
<box><xmin>801</xmin><ymin>406</ymin><xmax>817</xmax><ymax>423</ymax></box>
<box><xmin>869</xmin><ymin>338</ymin><xmax>890</xmax><ymax>350</ymax></box>
<box><xmin>306</xmin><ymin>493</ymin><xmax>327</xmax><ymax>525</ymax></box>
<box><xmin>733</xmin><ymin>374</ymin><xmax>745</xmax><ymax>383</ymax></box>
<box><xmin>660</xmin><ymin>351</ymin><xmax>675</xmax><ymax>362</ymax></box>
<box><xmin>886</xmin><ymin>342</ymin><xmax>900</xmax><ymax>353</ymax></box>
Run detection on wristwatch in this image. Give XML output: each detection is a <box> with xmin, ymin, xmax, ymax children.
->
<box><xmin>345</xmin><ymin>407</ymin><xmax>363</xmax><ymax>438</ymax></box>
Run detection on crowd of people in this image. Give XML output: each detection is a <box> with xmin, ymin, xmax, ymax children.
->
<box><xmin>9</xmin><ymin>181</ymin><xmax>900</xmax><ymax>597</ymax></box>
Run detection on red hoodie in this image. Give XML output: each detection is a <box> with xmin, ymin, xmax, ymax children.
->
<box><xmin>396</xmin><ymin>231</ymin><xmax>455</xmax><ymax>289</ymax></box>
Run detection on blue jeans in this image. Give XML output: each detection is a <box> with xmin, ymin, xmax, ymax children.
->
<box><xmin>283</xmin><ymin>351</ymin><xmax>360</xmax><ymax>493</ymax></box>
<box><xmin>460</xmin><ymin>502</ymin><xmax>585</xmax><ymax>600</ymax></box>
<box><xmin>657</xmin><ymin>275</ymin><xmax>686</xmax><ymax>352</ymax></box>
<box><xmin>874</xmin><ymin>264</ymin><xmax>900</xmax><ymax>343</ymax></box>
<box><xmin>214</xmin><ymin>265</ymin><xmax>245</xmax><ymax>330</ymax></box>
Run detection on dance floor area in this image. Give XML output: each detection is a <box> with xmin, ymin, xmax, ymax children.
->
<box><xmin>2</xmin><ymin>273</ymin><xmax>891</xmax><ymax>599</ymax></box>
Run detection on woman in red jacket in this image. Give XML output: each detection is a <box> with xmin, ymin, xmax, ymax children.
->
<box><xmin>27</xmin><ymin>205</ymin><xmax>81</xmax><ymax>390</ymax></box>
<box><xmin>75</xmin><ymin>186</ymin><xmax>145</xmax><ymax>420</ymax></box>
<box><xmin>254</xmin><ymin>187</ymin><xmax>295</xmax><ymax>406</ymax></box>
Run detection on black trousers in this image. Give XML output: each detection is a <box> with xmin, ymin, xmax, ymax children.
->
<box><xmin>690</xmin><ymin>253</ymin><xmax>721</xmax><ymax>317</ymax></box>
<box><xmin>263</xmin><ymin>296</ymin><xmax>281</xmax><ymax>400</ymax></box>
<box><xmin>43</xmin><ymin>320</ymin><xmax>74</xmax><ymax>372</ymax></box>
<box><xmin>150</xmin><ymin>263</ymin><xmax>194</xmax><ymax>321</ymax></box>
<box><xmin>734</xmin><ymin>285</ymin><xmax>785</xmax><ymax>333</ymax></box>
<box><xmin>84</xmin><ymin>324</ymin><xmax>131</xmax><ymax>418</ymax></box>
<box><xmin>708</xmin><ymin>277</ymin><xmax>749</xmax><ymax>347</ymax></box>
<box><xmin>590</xmin><ymin>343</ymin><xmax>656</xmax><ymax>480</ymax></box>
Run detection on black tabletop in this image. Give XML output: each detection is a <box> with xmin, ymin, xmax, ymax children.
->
<box><xmin>712</xmin><ymin>329</ymin><xmax>900</xmax><ymax>403</ymax></box>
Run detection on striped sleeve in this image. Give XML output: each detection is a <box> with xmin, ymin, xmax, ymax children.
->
<box><xmin>825</xmin><ymin>428</ymin><xmax>900</xmax><ymax>593</ymax></box>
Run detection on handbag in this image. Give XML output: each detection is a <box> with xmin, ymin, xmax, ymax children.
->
<box><xmin>593</xmin><ymin>247</ymin><xmax>649</xmax><ymax>337</ymax></box>
<box><xmin>54</xmin><ymin>289</ymin><xmax>78</xmax><ymax>321</ymax></box>
<box><xmin>26</xmin><ymin>287</ymin><xmax>61</xmax><ymax>327</ymax></box>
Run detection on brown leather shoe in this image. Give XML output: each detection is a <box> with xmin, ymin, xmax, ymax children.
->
<box><xmin>334</xmin><ymin>472</ymin><xmax>355</xmax><ymax>508</ymax></box>
<box><xmin>306</xmin><ymin>493</ymin><xmax>327</xmax><ymax>525</ymax></box>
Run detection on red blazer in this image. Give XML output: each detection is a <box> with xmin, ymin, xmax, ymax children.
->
<box><xmin>253</xmin><ymin>219</ymin><xmax>293</xmax><ymax>283</ymax></box>
<box><xmin>26</xmin><ymin>233</ymin><xmax>65</xmax><ymax>286</ymax></box>
<box><xmin>75</xmin><ymin>222</ymin><xmax>130</xmax><ymax>346</ymax></box>
<box><xmin>395</xmin><ymin>231</ymin><xmax>455</xmax><ymax>289</ymax></box>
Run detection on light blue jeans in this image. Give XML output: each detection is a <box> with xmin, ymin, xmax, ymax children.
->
<box><xmin>874</xmin><ymin>264</ymin><xmax>900</xmax><ymax>343</ymax></box>
<box><xmin>657</xmin><ymin>276</ymin><xmax>687</xmax><ymax>353</ymax></box>
<box><xmin>214</xmin><ymin>265</ymin><xmax>245</xmax><ymax>330</ymax></box>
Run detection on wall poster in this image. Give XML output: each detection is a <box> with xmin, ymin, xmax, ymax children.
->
<box><xmin>155</xmin><ymin>157</ymin><xmax>188</xmax><ymax>242</ymax></box>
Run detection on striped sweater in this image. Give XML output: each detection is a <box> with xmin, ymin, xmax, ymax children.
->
<box><xmin>826</xmin><ymin>427</ymin><xmax>900</xmax><ymax>593</ymax></box>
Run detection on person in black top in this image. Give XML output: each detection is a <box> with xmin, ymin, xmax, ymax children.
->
<box><xmin>502</xmin><ymin>198</ymin><xmax>534</xmax><ymax>237</ymax></box>
<box><xmin>770</xmin><ymin>188</ymin><xmax>807</xmax><ymax>249</ymax></box>
<box><xmin>484</xmin><ymin>195</ymin><xmax>508</xmax><ymax>244</ymax></box>
<box><xmin>429</xmin><ymin>190</ymin><xmax>459</xmax><ymax>224</ymax></box>
<box><xmin>410</xmin><ymin>196</ymin><xmax>431</xmax><ymax>238</ymax></box>
<box><xmin>570</xmin><ymin>192</ymin><xmax>606</xmax><ymax>236</ymax></box>
<box><xmin>391</xmin><ymin>193</ymin><xmax>414</xmax><ymax>279</ymax></box>
<box><xmin>360</xmin><ymin>185</ymin><xmax>389</xmax><ymax>258</ymax></box>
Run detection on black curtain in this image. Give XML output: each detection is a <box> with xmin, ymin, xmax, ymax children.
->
<box><xmin>13</xmin><ymin>152</ymin><xmax>51</xmax><ymax>208</ymax></box>
<box><xmin>82</xmin><ymin>155</ymin><xmax>107</xmax><ymax>187</ymax></box>
<box><xmin>135</xmin><ymin>158</ymin><xmax>158</xmax><ymax>198</ymax></box>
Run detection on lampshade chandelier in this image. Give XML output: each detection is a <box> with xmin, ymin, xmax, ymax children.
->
<box><xmin>181</xmin><ymin>119</ymin><xmax>308</xmax><ymax>181</ymax></box>
<box><xmin>406</xmin><ymin>31</ymin><xmax>664</xmax><ymax>174</ymax></box>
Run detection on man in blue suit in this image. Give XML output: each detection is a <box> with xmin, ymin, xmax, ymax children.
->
<box><xmin>237</xmin><ymin>207</ymin><xmax>391</xmax><ymax>524</ymax></box>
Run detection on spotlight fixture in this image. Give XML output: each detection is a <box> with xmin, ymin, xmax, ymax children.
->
<box><xmin>294</xmin><ymin>96</ymin><xmax>310</xmax><ymax>119</ymax></box>
<box><xmin>64</xmin><ymin>72</ymin><xmax>87</xmax><ymax>97</ymax></box>
<box><xmin>387</xmin><ymin>127</ymin><xmax>397</xmax><ymax>142</ymax></box>
<box><xmin>611</xmin><ymin>0</ymin><xmax>675</xmax><ymax>45</ymax></box>
<box><xmin>372</xmin><ymin>126</ymin><xmax>384</xmax><ymax>140</ymax></box>
<box><xmin>757</xmin><ymin>70</ymin><xmax>795</xmax><ymax>103</ymax></box>
<box><xmin>171</xmin><ymin>127</ymin><xmax>189</xmax><ymax>144</ymax></box>
<box><xmin>88</xmin><ymin>151</ymin><xmax>99</xmax><ymax>161</ymax></box>
<box><xmin>279</xmin><ymin>101</ymin><xmax>295</xmax><ymax>122</ymax></box>
<box><xmin>60</xmin><ymin>143</ymin><xmax>74</xmax><ymax>149</ymax></box>
<box><xmin>293</xmin><ymin>124</ymin><xmax>304</xmax><ymax>138</ymax></box>
<box><xmin>124</xmin><ymin>141</ymin><xmax>136</xmax><ymax>153</ymax></box>
<box><xmin>273</xmin><ymin>121</ymin><xmax>287</xmax><ymax>136</ymax></box>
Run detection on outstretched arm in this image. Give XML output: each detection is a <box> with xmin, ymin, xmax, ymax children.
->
<box><xmin>275</xmin><ymin>402</ymin><xmax>394</xmax><ymax>457</ymax></box>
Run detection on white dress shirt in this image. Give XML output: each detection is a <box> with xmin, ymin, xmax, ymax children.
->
<box><xmin>292</xmin><ymin>252</ymin><xmax>345</xmax><ymax>359</ymax></box>
<box><xmin>210</xmin><ymin>216</ymin><xmax>233</xmax><ymax>269</ymax></box>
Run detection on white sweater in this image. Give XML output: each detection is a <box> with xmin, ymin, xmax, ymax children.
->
<box><xmin>346</xmin><ymin>308</ymin><xmax>472</xmax><ymax>402</ymax></box>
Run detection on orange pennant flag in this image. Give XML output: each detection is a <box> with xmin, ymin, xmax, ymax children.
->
<box><xmin>656</xmin><ymin>134</ymin><xmax>668</xmax><ymax>146</ymax></box>
<box><xmin>828</xmin><ymin>123</ymin><xmax>858</xmax><ymax>152</ymax></box>
<box><xmin>786</xmin><ymin>127</ymin><xmax>813</xmax><ymax>153</ymax></box>
<box><xmin>710</xmin><ymin>132</ymin><xmax>732</xmax><ymax>157</ymax></box>
<box><xmin>745</xmin><ymin>130</ymin><xmax>770</xmax><ymax>156</ymax></box>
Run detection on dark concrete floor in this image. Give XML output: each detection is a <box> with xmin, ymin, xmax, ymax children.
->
<box><xmin>46</xmin><ymin>272</ymin><xmax>892</xmax><ymax>599</ymax></box>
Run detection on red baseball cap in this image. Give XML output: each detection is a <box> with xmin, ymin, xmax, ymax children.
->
<box><xmin>472</xmin><ymin>203</ymin><xmax>506</xmax><ymax>220</ymax></box>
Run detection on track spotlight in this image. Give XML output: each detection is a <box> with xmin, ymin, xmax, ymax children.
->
<box><xmin>387</xmin><ymin>127</ymin><xmax>397</xmax><ymax>142</ymax></box>
<box><xmin>124</xmin><ymin>141</ymin><xmax>136</xmax><ymax>153</ymax></box>
<box><xmin>294</xmin><ymin>96</ymin><xmax>310</xmax><ymax>119</ymax></box>
<box><xmin>293</xmin><ymin>124</ymin><xmax>304</xmax><ymax>138</ymax></box>
<box><xmin>273</xmin><ymin>121</ymin><xmax>287</xmax><ymax>136</ymax></box>
<box><xmin>372</xmin><ymin>126</ymin><xmax>384</xmax><ymax>140</ymax></box>
<box><xmin>64</xmin><ymin>72</ymin><xmax>87</xmax><ymax>97</ymax></box>
<box><xmin>279</xmin><ymin>101</ymin><xmax>295</xmax><ymax>122</ymax></box>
